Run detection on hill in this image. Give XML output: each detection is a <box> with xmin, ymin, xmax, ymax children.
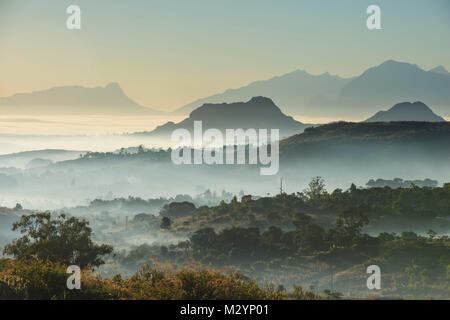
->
<box><xmin>0</xmin><ymin>83</ymin><xmax>160</xmax><ymax>115</ymax></box>
<box><xmin>138</xmin><ymin>97</ymin><xmax>311</xmax><ymax>138</ymax></box>
<box><xmin>279</xmin><ymin>121</ymin><xmax>450</xmax><ymax>161</ymax></box>
<box><xmin>0</xmin><ymin>149</ymin><xmax>86</xmax><ymax>168</ymax></box>
<box><xmin>364</xmin><ymin>101</ymin><xmax>446</xmax><ymax>122</ymax></box>
<box><xmin>281</xmin><ymin>121</ymin><xmax>450</xmax><ymax>147</ymax></box>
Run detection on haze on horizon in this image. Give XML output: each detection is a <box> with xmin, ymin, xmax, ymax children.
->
<box><xmin>1</xmin><ymin>0</ymin><xmax>449</xmax><ymax>112</ymax></box>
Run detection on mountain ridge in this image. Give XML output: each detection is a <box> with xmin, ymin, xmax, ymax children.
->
<box><xmin>0</xmin><ymin>83</ymin><xmax>161</xmax><ymax>115</ymax></box>
<box><xmin>173</xmin><ymin>70</ymin><xmax>353</xmax><ymax>116</ymax></box>
<box><xmin>338</xmin><ymin>60</ymin><xmax>450</xmax><ymax>115</ymax></box>
<box><xmin>173</xmin><ymin>60</ymin><xmax>450</xmax><ymax>119</ymax></box>
<box><xmin>279</xmin><ymin>121</ymin><xmax>450</xmax><ymax>163</ymax></box>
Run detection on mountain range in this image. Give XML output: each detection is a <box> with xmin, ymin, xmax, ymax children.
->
<box><xmin>174</xmin><ymin>60</ymin><xmax>450</xmax><ymax>119</ymax></box>
<box><xmin>364</xmin><ymin>101</ymin><xmax>446</xmax><ymax>122</ymax></box>
<box><xmin>135</xmin><ymin>97</ymin><xmax>310</xmax><ymax>138</ymax></box>
<box><xmin>0</xmin><ymin>83</ymin><xmax>160</xmax><ymax>115</ymax></box>
<box><xmin>1</xmin><ymin>60</ymin><xmax>449</xmax><ymax>119</ymax></box>
<box><xmin>173</xmin><ymin>70</ymin><xmax>353</xmax><ymax>117</ymax></box>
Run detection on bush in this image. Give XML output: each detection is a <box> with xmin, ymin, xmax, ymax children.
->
<box><xmin>0</xmin><ymin>259</ymin><xmax>285</xmax><ymax>300</ymax></box>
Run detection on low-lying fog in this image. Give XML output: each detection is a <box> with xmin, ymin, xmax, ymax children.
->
<box><xmin>1</xmin><ymin>114</ymin><xmax>450</xmax><ymax>279</ymax></box>
<box><xmin>0</xmin><ymin>114</ymin><xmax>186</xmax><ymax>154</ymax></box>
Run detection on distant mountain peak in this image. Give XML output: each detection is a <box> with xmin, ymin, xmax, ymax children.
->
<box><xmin>190</xmin><ymin>96</ymin><xmax>282</xmax><ymax>118</ymax></box>
<box><xmin>339</xmin><ymin>59</ymin><xmax>450</xmax><ymax>116</ymax></box>
<box><xmin>248</xmin><ymin>96</ymin><xmax>276</xmax><ymax>104</ymax></box>
<box><xmin>368</xmin><ymin>60</ymin><xmax>422</xmax><ymax>73</ymax></box>
<box><xmin>429</xmin><ymin>65</ymin><xmax>450</xmax><ymax>75</ymax></box>
<box><xmin>365</xmin><ymin>101</ymin><xmax>446</xmax><ymax>122</ymax></box>
<box><xmin>142</xmin><ymin>97</ymin><xmax>310</xmax><ymax>138</ymax></box>
<box><xmin>105</xmin><ymin>82</ymin><xmax>121</xmax><ymax>90</ymax></box>
<box><xmin>394</xmin><ymin>101</ymin><xmax>427</xmax><ymax>110</ymax></box>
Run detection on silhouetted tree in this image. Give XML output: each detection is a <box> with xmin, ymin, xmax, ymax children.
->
<box><xmin>3</xmin><ymin>212</ymin><xmax>113</xmax><ymax>268</ymax></box>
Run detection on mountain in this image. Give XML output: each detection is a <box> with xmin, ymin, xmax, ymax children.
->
<box><xmin>174</xmin><ymin>60</ymin><xmax>450</xmax><ymax>119</ymax></box>
<box><xmin>364</xmin><ymin>102</ymin><xmax>446</xmax><ymax>122</ymax></box>
<box><xmin>138</xmin><ymin>97</ymin><xmax>310</xmax><ymax>138</ymax></box>
<box><xmin>0</xmin><ymin>83</ymin><xmax>160</xmax><ymax>115</ymax></box>
<box><xmin>338</xmin><ymin>60</ymin><xmax>450</xmax><ymax>116</ymax></box>
<box><xmin>173</xmin><ymin>70</ymin><xmax>352</xmax><ymax>116</ymax></box>
<box><xmin>429</xmin><ymin>65</ymin><xmax>450</xmax><ymax>76</ymax></box>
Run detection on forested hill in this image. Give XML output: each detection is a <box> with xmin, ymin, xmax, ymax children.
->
<box><xmin>280</xmin><ymin>122</ymin><xmax>450</xmax><ymax>155</ymax></box>
<box><xmin>283</xmin><ymin>121</ymin><xmax>450</xmax><ymax>142</ymax></box>
<box><xmin>62</xmin><ymin>121</ymin><xmax>450</xmax><ymax>164</ymax></box>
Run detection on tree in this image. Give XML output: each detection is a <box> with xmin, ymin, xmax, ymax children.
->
<box><xmin>335</xmin><ymin>208</ymin><xmax>369</xmax><ymax>236</ymax></box>
<box><xmin>327</xmin><ymin>208</ymin><xmax>369</xmax><ymax>247</ymax></box>
<box><xmin>190</xmin><ymin>228</ymin><xmax>217</xmax><ymax>250</ymax></box>
<box><xmin>160</xmin><ymin>201</ymin><xmax>196</xmax><ymax>218</ymax></box>
<box><xmin>293</xmin><ymin>224</ymin><xmax>326</xmax><ymax>254</ymax></box>
<box><xmin>292</xmin><ymin>212</ymin><xmax>312</xmax><ymax>229</ymax></box>
<box><xmin>304</xmin><ymin>176</ymin><xmax>327</xmax><ymax>201</ymax></box>
<box><xmin>426</xmin><ymin>229</ymin><xmax>437</xmax><ymax>240</ymax></box>
<box><xmin>3</xmin><ymin>212</ymin><xmax>113</xmax><ymax>268</ymax></box>
<box><xmin>160</xmin><ymin>216</ymin><xmax>172</xmax><ymax>229</ymax></box>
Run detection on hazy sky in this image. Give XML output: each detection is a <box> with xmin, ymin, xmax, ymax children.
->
<box><xmin>1</xmin><ymin>0</ymin><xmax>449</xmax><ymax>111</ymax></box>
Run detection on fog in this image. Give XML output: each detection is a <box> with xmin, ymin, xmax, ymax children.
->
<box><xmin>1</xmin><ymin>115</ymin><xmax>449</xmax><ymax>299</ymax></box>
<box><xmin>1</xmin><ymin>139</ymin><xmax>448</xmax><ymax>210</ymax></box>
<box><xmin>0</xmin><ymin>114</ymin><xmax>187</xmax><ymax>155</ymax></box>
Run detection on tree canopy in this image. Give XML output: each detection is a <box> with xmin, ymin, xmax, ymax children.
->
<box><xmin>3</xmin><ymin>212</ymin><xmax>113</xmax><ymax>268</ymax></box>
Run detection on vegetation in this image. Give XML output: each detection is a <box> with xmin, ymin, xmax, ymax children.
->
<box><xmin>152</xmin><ymin>181</ymin><xmax>450</xmax><ymax>235</ymax></box>
<box><xmin>0</xmin><ymin>258</ymin><xmax>286</xmax><ymax>300</ymax></box>
<box><xmin>3</xmin><ymin>213</ymin><xmax>113</xmax><ymax>268</ymax></box>
<box><xmin>366</xmin><ymin>178</ymin><xmax>438</xmax><ymax>189</ymax></box>
<box><xmin>114</xmin><ymin>179</ymin><xmax>450</xmax><ymax>298</ymax></box>
<box><xmin>1</xmin><ymin>178</ymin><xmax>449</xmax><ymax>299</ymax></box>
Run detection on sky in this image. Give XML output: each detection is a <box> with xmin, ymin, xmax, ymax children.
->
<box><xmin>0</xmin><ymin>0</ymin><xmax>449</xmax><ymax>111</ymax></box>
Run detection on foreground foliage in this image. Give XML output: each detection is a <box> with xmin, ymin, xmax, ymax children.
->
<box><xmin>0</xmin><ymin>258</ymin><xmax>291</xmax><ymax>300</ymax></box>
<box><xmin>3</xmin><ymin>212</ymin><xmax>113</xmax><ymax>268</ymax></box>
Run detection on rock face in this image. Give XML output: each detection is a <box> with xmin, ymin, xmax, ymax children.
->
<box><xmin>141</xmin><ymin>97</ymin><xmax>310</xmax><ymax>138</ymax></box>
<box><xmin>365</xmin><ymin>102</ymin><xmax>446</xmax><ymax>122</ymax></box>
<box><xmin>0</xmin><ymin>82</ymin><xmax>160</xmax><ymax>115</ymax></box>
